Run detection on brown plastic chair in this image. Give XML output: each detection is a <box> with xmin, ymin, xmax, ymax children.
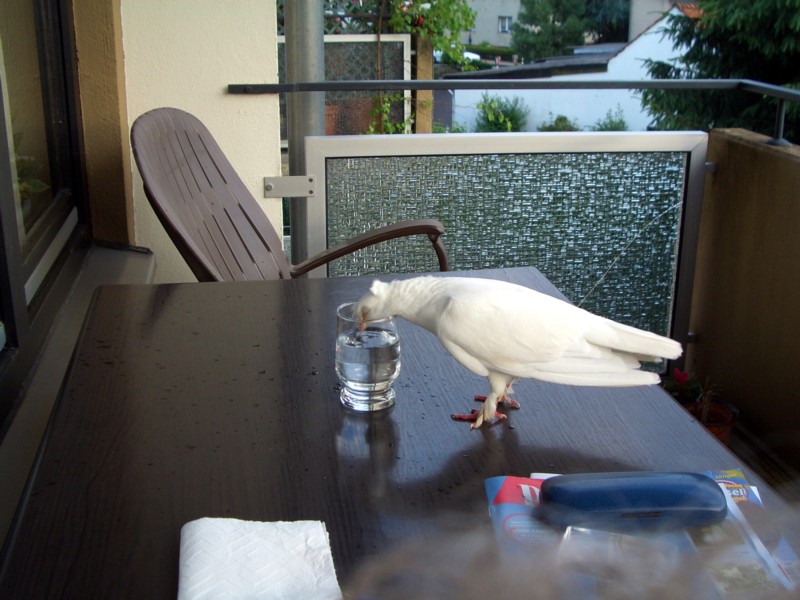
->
<box><xmin>130</xmin><ymin>107</ymin><xmax>448</xmax><ymax>281</ymax></box>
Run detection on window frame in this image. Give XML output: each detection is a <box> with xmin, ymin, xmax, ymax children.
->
<box><xmin>498</xmin><ymin>16</ymin><xmax>512</xmax><ymax>34</ymax></box>
<box><xmin>0</xmin><ymin>0</ymin><xmax>87</xmax><ymax>432</ymax></box>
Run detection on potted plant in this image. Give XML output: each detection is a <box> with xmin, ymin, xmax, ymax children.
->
<box><xmin>661</xmin><ymin>368</ymin><xmax>703</xmax><ymax>405</ymax></box>
<box><xmin>662</xmin><ymin>369</ymin><xmax>738</xmax><ymax>442</ymax></box>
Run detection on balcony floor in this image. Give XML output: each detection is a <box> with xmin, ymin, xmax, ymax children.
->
<box><xmin>727</xmin><ymin>426</ymin><xmax>800</xmax><ymax>504</ymax></box>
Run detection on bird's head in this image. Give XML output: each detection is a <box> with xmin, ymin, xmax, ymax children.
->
<box><xmin>354</xmin><ymin>280</ymin><xmax>393</xmax><ymax>330</ymax></box>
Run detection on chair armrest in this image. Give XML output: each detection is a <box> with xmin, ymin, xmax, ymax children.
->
<box><xmin>290</xmin><ymin>219</ymin><xmax>449</xmax><ymax>277</ymax></box>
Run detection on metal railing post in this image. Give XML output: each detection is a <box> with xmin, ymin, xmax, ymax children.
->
<box><xmin>284</xmin><ymin>0</ymin><xmax>325</xmax><ymax>264</ymax></box>
<box><xmin>768</xmin><ymin>98</ymin><xmax>790</xmax><ymax>146</ymax></box>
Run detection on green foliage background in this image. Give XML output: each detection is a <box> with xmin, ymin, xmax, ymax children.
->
<box><xmin>511</xmin><ymin>0</ymin><xmax>629</xmax><ymax>61</ymax></box>
<box><xmin>640</xmin><ymin>0</ymin><xmax>800</xmax><ymax>142</ymax></box>
<box><xmin>512</xmin><ymin>0</ymin><xmax>588</xmax><ymax>61</ymax></box>
<box><xmin>388</xmin><ymin>0</ymin><xmax>476</xmax><ymax>65</ymax></box>
<box><xmin>475</xmin><ymin>93</ymin><xmax>530</xmax><ymax>132</ymax></box>
<box><xmin>538</xmin><ymin>114</ymin><xmax>581</xmax><ymax>132</ymax></box>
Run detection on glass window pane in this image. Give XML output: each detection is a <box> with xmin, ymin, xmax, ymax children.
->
<box><xmin>0</xmin><ymin>1</ymin><xmax>54</xmax><ymax>241</ymax></box>
<box><xmin>1</xmin><ymin>0</ymin><xmax>78</xmax><ymax>309</ymax></box>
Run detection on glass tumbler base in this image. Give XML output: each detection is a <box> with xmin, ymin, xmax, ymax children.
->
<box><xmin>340</xmin><ymin>387</ymin><xmax>395</xmax><ymax>412</ymax></box>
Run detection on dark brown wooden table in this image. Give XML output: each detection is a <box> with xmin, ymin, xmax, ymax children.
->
<box><xmin>0</xmin><ymin>267</ymin><xmax>787</xmax><ymax>598</ymax></box>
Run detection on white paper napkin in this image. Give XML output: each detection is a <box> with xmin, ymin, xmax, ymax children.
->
<box><xmin>178</xmin><ymin>518</ymin><xmax>341</xmax><ymax>599</ymax></box>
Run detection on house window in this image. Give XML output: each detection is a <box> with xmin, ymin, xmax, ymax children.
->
<box><xmin>498</xmin><ymin>16</ymin><xmax>512</xmax><ymax>34</ymax></box>
<box><xmin>0</xmin><ymin>0</ymin><xmax>84</xmax><ymax>421</ymax></box>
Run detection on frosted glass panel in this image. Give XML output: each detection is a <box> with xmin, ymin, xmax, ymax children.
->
<box><xmin>325</xmin><ymin>152</ymin><xmax>686</xmax><ymax>336</ymax></box>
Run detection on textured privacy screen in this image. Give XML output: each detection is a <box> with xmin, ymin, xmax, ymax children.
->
<box><xmin>325</xmin><ymin>151</ymin><xmax>687</xmax><ymax>337</ymax></box>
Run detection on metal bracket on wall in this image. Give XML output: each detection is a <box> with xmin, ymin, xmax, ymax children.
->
<box><xmin>263</xmin><ymin>176</ymin><xmax>316</xmax><ymax>198</ymax></box>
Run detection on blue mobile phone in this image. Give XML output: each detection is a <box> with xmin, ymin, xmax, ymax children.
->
<box><xmin>536</xmin><ymin>471</ymin><xmax>728</xmax><ymax>532</ymax></box>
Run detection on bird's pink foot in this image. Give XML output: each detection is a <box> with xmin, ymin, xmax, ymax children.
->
<box><xmin>450</xmin><ymin>409</ymin><xmax>480</xmax><ymax>422</ymax></box>
<box><xmin>450</xmin><ymin>409</ymin><xmax>507</xmax><ymax>427</ymax></box>
<box><xmin>474</xmin><ymin>395</ymin><xmax>520</xmax><ymax>410</ymax></box>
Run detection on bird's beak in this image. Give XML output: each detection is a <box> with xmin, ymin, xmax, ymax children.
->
<box><xmin>356</xmin><ymin>308</ymin><xmax>367</xmax><ymax>332</ymax></box>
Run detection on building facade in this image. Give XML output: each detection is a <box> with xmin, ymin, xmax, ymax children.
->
<box><xmin>461</xmin><ymin>0</ymin><xmax>521</xmax><ymax>48</ymax></box>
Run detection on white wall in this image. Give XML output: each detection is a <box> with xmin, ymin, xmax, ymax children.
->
<box><xmin>121</xmin><ymin>0</ymin><xmax>281</xmax><ymax>282</ymax></box>
<box><xmin>453</xmin><ymin>10</ymin><xmax>682</xmax><ymax>133</ymax></box>
<box><xmin>629</xmin><ymin>0</ymin><xmax>673</xmax><ymax>40</ymax></box>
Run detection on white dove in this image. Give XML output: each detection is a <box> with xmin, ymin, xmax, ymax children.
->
<box><xmin>354</xmin><ymin>276</ymin><xmax>682</xmax><ymax>428</ymax></box>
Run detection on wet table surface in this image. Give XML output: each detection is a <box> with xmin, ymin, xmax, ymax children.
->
<box><xmin>0</xmin><ymin>267</ymin><xmax>783</xmax><ymax>598</ymax></box>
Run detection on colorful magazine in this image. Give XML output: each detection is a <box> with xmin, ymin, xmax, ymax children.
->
<box><xmin>483</xmin><ymin>473</ymin><xmax>560</xmax><ymax>549</ymax></box>
<box><xmin>694</xmin><ymin>468</ymin><xmax>799</xmax><ymax>596</ymax></box>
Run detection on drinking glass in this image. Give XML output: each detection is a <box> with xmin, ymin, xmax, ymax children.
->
<box><xmin>335</xmin><ymin>301</ymin><xmax>401</xmax><ymax>412</ymax></box>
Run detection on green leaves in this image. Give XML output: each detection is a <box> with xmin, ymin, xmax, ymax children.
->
<box><xmin>367</xmin><ymin>93</ymin><xmax>415</xmax><ymax>134</ymax></box>
<box><xmin>512</xmin><ymin>0</ymin><xmax>589</xmax><ymax>61</ymax></box>
<box><xmin>511</xmin><ymin>0</ymin><xmax>628</xmax><ymax>61</ymax></box>
<box><xmin>388</xmin><ymin>0</ymin><xmax>476</xmax><ymax>66</ymax></box>
<box><xmin>591</xmin><ymin>106</ymin><xmax>628</xmax><ymax>131</ymax></box>
<box><xmin>538</xmin><ymin>114</ymin><xmax>580</xmax><ymax>131</ymax></box>
<box><xmin>641</xmin><ymin>0</ymin><xmax>800</xmax><ymax>141</ymax></box>
<box><xmin>475</xmin><ymin>93</ymin><xmax>530</xmax><ymax>132</ymax></box>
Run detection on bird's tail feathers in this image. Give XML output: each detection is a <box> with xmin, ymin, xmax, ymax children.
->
<box><xmin>519</xmin><ymin>350</ymin><xmax>660</xmax><ymax>386</ymax></box>
<box><xmin>527</xmin><ymin>366</ymin><xmax>660</xmax><ymax>387</ymax></box>
<box><xmin>532</xmin><ymin>352</ymin><xmax>641</xmax><ymax>374</ymax></box>
<box><xmin>586</xmin><ymin>319</ymin><xmax>682</xmax><ymax>361</ymax></box>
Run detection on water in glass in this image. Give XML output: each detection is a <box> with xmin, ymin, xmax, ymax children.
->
<box><xmin>335</xmin><ymin>301</ymin><xmax>401</xmax><ymax>412</ymax></box>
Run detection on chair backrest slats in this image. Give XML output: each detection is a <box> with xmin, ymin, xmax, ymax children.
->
<box><xmin>131</xmin><ymin>108</ymin><xmax>291</xmax><ymax>281</ymax></box>
<box><xmin>181</xmin><ymin>131</ymin><xmax>264</xmax><ymax>280</ymax></box>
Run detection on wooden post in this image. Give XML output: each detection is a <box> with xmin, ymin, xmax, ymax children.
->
<box><xmin>414</xmin><ymin>36</ymin><xmax>433</xmax><ymax>133</ymax></box>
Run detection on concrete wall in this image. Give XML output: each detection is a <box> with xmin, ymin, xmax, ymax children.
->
<box><xmin>73</xmin><ymin>1</ymin><xmax>135</xmax><ymax>244</ymax></box>
<box><xmin>121</xmin><ymin>0</ymin><xmax>281</xmax><ymax>282</ymax></box>
<box><xmin>688</xmin><ymin>129</ymin><xmax>800</xmax><ymax>470</ymax></box>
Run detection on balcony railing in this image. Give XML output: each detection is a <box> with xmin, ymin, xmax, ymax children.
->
<box><xmin>230</xmin><ymin>78</ymin><xmax>800</xmax><ymax>146</ymax></box>
<box><xmin>230</xmin><ymin>78</ymin><xmax>800</xmax><ymax>373</ymax></box>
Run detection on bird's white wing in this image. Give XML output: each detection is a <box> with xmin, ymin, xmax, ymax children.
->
<box><xmin>434</xmin><ymin>281</ymin><xmax>584</xmax><ymax>377</ymax></box>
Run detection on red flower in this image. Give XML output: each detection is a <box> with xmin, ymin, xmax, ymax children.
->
<box><xmin>673</xmin><ymin>368</ymin><xmax>689</xmax><ymax>387</ymax></box>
